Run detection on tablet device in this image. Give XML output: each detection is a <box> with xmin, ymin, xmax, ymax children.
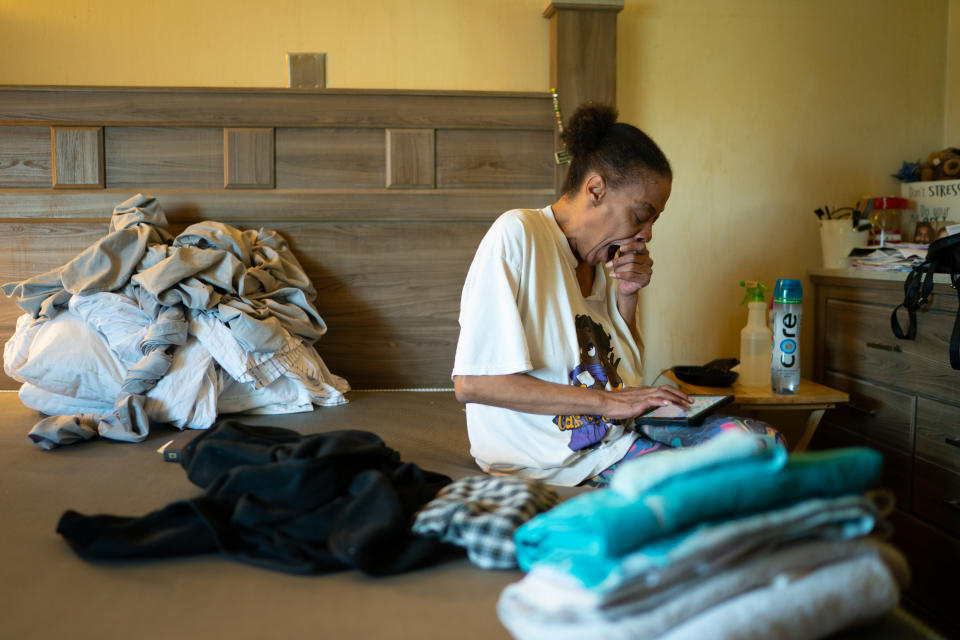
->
<box><xmin>633</xmin><ymin>394</ymin><xmax>734</xmax><ymax>426</ymax></box>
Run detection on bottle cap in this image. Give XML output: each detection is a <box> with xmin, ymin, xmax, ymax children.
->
<box><xmin>739</xmin><ymin>280</ymin><xmax>768</xmax><ymax>304</ymax></box>
<box><xmin>774</xmin><ymin>278</ymin><xmax>803</xmax><ymax>303</ymax></box>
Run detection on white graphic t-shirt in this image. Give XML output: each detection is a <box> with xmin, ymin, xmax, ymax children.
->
<box><xmin>453</xmin><ymin>207</ymin><xmax>643</xmax><ymax>486</ymax></box>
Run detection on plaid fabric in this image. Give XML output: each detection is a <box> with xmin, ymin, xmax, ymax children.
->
<box><xmin>412</xmin><ymin>475</ymin><xmax>560</xmax><ymax>570</ymax></box>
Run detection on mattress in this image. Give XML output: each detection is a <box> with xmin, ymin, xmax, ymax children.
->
<box><xmin>0</xmin><ymin>391</ymin><xmax>943</xmax><ymax>640</ymax></box>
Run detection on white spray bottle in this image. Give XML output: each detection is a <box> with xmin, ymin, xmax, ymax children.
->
<box><xmin>738</xmin><ymin>280</ymin><xmax>773</xmax><ymax>387</ymax></box>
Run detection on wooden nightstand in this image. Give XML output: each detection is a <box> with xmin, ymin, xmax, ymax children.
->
<box><xmin>664</xmin><ymin>370</ymin><xmax>848</xmax><ymax>452</ymax></box>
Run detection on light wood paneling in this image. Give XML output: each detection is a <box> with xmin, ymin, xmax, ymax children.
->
<box><xmin>386</xmin><ymin>129</ymin><xmax>435</xmax><ymax>189</ymax></box>
<box><xmin>0</xmin><ymin>220</ymin><xmax>105</xmax><ymax>283</ymax></box>
<box><xmin>0</xmin><ymin>127</ymin><xmax>51</xmax><ymax>187</ymax></box>
<box><xmin>52</xmin><ymin>126</ymin><xmax>103</xmax><ymax>188</ymax></box>
<box><xmin>0</xmin><ymin>86</ymin><xmax>555</xmax><ymax>388</ymax></box>
<box><xmin>276</xmin><ymin>129</ymin><xmax>385</xmax><ymax>189</ymax></box>
<box><xmin>0</xmin><ymin>190</ymin><xmax>551</xmax><ymax>222</ymax></box>
<box><xmin>224</xmin><ymin>128</ymin><xmax>275</xmax><ymax>189</ymax></box>
<box><xmin>0</xmin><ymin>190</ymin><xmax>554</xmax><ymax>389</ymax></box>
<box><xmin>0</xmin><ymin>219</ymin><xmax>490</xmax><ymax>390</ymax></box>
<box><xmin>0</xmin><ymin>87</ymin><xmax>553</xmax><ymax>130</ymax></box>
<box><xmin>278</xmin><ymin>221</ymin><xmax>489</xmax><ymax>388</ymax></box>
<box><xmin>437</xmin><ymin>129</ymin><xmax>554</xmax><ymax>189</ymax></box>
<box><xmin>0</xmin><ymin>220</ymin><xmax>108</xmax><ymax>389</ymax></box>
<box><xmin>105</xmin><ymin>127</ymin><xmax>223</xmax><ymax>189</ymax></box>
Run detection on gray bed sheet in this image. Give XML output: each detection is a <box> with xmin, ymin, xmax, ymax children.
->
<box><xmin>0</xmin><ymin>391</ymin><xmax>942</xmax><ymax>640</ymax></box>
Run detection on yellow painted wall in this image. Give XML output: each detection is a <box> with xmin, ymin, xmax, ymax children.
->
<box><xmin>1</xmin><ymin>0</ymin><xmax>953</xmax><ymax>384</ymax></box>
<box><xmin>948</xmin><ymin>0</ymin><xmax>960</xmax><ymax>142</ymax></box>
<box><xmin>0</xmin><ymin>0</ymin><xmax>549</xmax><ymax>91</ymax></box>
<box><xmin>620</xmin><ymin>0</ymin><xmax>950</xmax><ymax>380</ymax></box>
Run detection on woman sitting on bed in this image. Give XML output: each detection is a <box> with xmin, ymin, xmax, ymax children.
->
<box><xmin>452</xmin><ymin>103</ymin><xmax>780</xmax><ymax>487</ymax></box>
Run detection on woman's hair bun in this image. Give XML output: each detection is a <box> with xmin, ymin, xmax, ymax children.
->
<box><xmin>559</xmin><ymin>101</ymin><xmax>671</xmax><ymax>195</ymax></box>
<box><xmin>562</xmin><ymin>103</ymin><xmax>618</xmax><ymax>158</ymax></box>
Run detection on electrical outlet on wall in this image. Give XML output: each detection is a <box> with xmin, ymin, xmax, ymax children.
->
<box><xmin>287</xmin><ymin>53</ymin><xmax>327</xmax><ymax>88</ymax></box>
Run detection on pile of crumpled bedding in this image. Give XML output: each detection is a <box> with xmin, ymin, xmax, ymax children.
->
<box><xmin>2</xmin><ymin>194</ymin><xmax>348</xmax><ymax>449</ymax></box>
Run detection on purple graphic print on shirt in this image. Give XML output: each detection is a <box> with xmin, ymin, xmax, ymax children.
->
<box><xmin>553</xmin><ymin>315</ymin><xmax>623</xmax><ymax>451</ymax></box>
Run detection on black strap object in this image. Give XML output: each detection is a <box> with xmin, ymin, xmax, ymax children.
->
<box><xmin>890</xmin><ymin>233</ymin><xmax>960</xmax><ymax>370</ymax></box>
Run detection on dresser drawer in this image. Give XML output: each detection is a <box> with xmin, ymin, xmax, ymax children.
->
<box><xmin>912</xmin><ymin>458</ymin><xmax>960</xmax><ymax>538</ymax></box>
<box><xmin>821</xmin><ymin>370</ymin><xmax>914</xmax><ymax>453</ymax></box>
<box><xmin>916</xmin><ymin>397</ymin><xmax>960</xmax><ymax>472</ymax></box>
<box><xmin>890</xmin><ymin>508</ymin><xmax>960</xmax><ymax>633</ymax></box>
<box><xmin>809</xmin><ymin>422</ymin><xmax>912</xmax><ymax>510</ymax></box>
<box><xmin>824</xmin><ymin>298</ymin><xmax>960</xmax><ymax>403</ymax></box>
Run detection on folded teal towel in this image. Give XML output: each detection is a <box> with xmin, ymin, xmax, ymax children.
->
<box><xmin>533</xmin><ymin>494</ymin><xmax>883</xmax><ymax>593</ymax></box>
<box><xmin>514</xmin><ymin>447</ymin><xmax>882</xmax><ymax>571</ymax></box>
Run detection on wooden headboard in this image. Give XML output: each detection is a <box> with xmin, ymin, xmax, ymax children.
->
<box><xmin>0</xmin><ymin>86</ymin><xmax>555</xmax><ymax>389</ymax></box>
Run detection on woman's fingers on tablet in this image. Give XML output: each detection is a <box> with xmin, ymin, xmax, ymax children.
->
<box><xmin>660</xmin><ymin>385</ymin><xmax>692</xmax><ymax>406</ymax></box>
<box><xmin>602</xmin><ymin>385</ymin><xmax>692</xmax><ymax>418</ymax></box>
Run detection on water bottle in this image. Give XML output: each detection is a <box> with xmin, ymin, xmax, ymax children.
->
<box><xmin>771</xmin><ymin>278</ymin><xmax>802</xmax><ymax>394</ymax></box>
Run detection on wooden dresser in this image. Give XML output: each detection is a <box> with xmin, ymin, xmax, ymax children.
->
<box><xmin>810</xmin><ymin>269</ymin><xmax>960</xmax><ymax>634</ymax></box>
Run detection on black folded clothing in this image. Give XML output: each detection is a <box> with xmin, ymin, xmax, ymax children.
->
<box><xmin>57</xmin><ymin>421</ymin><xmax>452</xmax><ymax>576</ymax></box>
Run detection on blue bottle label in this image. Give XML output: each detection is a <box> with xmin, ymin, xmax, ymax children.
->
<box><xmin>772</xmin><ymin>302</ymin><xmax>801</xmax><ymax>393</ymax></box>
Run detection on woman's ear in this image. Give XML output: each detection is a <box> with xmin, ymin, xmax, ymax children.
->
<box><xmin>584</xmin><ymin>173</ymin><xmax>606</xmax><ymax>205</ymax></box>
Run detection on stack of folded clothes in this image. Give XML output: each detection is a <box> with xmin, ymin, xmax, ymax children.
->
<box><xmin>497</xmin><ymin>431</ymin><xmax>909</xmax><ymax>640</ymax></box>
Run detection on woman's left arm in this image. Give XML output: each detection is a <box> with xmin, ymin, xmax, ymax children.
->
<box><xmin>616</xmin><ymin>291</ymin><xmax>641</xmax><ymax>342</ymax></box>
<box><xmin>606</xmin><ymin>243</ymin><xmax>653</xmax><ymax>337</ymax></box>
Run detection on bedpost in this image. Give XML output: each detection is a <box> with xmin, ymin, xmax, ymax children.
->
<box><xmin>543</xmin><ymin>0</ymin><xmax>624</xmax><ymax>195</ymax></box>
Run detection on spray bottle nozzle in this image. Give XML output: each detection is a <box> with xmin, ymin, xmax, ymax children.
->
<box><xmin>739</xmin><ymin>280</ymin><xmax>768</xmax><ymax>305</ymax></box>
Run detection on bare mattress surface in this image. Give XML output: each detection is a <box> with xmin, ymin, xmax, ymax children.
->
<box><xmin>0</xmin><ymin>391</ymin><xmax>941</xmax><ymax>640</ymax></box>
<box><xmin>0</xmin><ymin>390</ymin><xmax>520</xmax><ymax>640</ymax></box>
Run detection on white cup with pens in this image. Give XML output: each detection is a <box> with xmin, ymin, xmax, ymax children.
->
<box><xmin>816</xmin><ymin>204</ymin><xmax>870</xmax><ymax>269</ymax></box>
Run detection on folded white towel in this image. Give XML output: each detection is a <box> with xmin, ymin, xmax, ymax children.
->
<box><xmin>498</xmin><ymin>538</ymin><xmax>906</xmax><ymax>640</ymax></box>
<box><xmin>658</xmin><ymin>550</ymin><xmax>904</xmax><ymax>640</ymax></box>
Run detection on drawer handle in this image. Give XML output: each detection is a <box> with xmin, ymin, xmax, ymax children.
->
<box><xmin>943</xmin><ymin>499</ymin><xmax>960</xmax><ymax>514</ymax></box>
<box><xmin>947</xmin><ymin>437</ymin><xmax>960</xmax><ymax>449</ymax></box>
<box><xmin>848</xmin><ymin>403</ymin><xmax>877</xmax><ymax>417</ymax></box>
<box><xmin>866</xmin><ymin>342</ymin><xmax>903</xmax><ymax>353</ymax></box>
